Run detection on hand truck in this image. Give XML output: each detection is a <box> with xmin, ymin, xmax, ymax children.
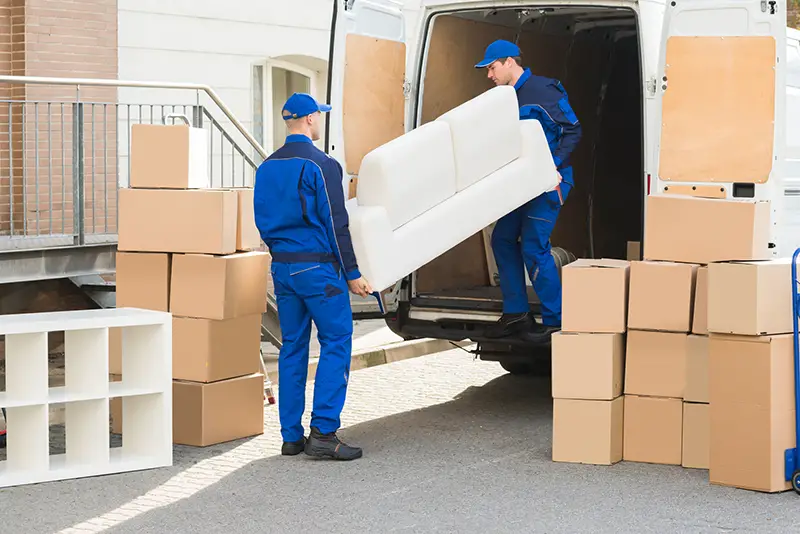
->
<box><xmin>785</xmin><ymin>248</ymin><xmax>800</xmax><ymax>493</ymax></box>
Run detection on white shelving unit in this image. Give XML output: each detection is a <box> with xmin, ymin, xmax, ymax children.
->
<box><xmin>0</xmin><ymin>308</ymin><xmax>172</xmax><ymax>488</ymax></box>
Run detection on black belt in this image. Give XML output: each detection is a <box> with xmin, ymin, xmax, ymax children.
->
<box><xmin>270</xmin><ymin>252</ymin><xmax>337</xmax><ymax>264</ymax></box>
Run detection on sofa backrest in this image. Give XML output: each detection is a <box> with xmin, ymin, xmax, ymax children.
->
<box><xmin>436</xmin><ymin>85</ymin><xmax>521</xmax><ymax>192</ymax></box>
<box><xmin>357</xmin><ymin>120</ymin><xmax>457</xmax><ymax>230</ymax></box>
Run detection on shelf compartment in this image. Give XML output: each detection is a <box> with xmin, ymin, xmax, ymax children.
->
<box><xmin>64</xmin><ymin>328</ymin><xmax>110</xmax><ymax>399</ymax></box>
<box><xmin>121</xmin><ymin>393</ymin><xmax>172</xmax><ymax>461</ymax></box>
<box><xmin>120</xmin><ymin>323</ymin><xmax>172</xmax><ymax>393</ymax></box>
<box><xmin>65</xmin><ymin>399</ymin><xmax>110</xmax><ymax>467</ymax></box>
<box><xmin>5</xmin><ymin>332</ymin><xmax>48</xmax><ymax>405</ymax></box>
<box><xmin>4</xmin><ymin>405</ymin><xmax>49</xmax><ymax>475</ymax></box>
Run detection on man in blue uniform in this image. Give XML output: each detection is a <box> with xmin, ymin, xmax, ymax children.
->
<box><xmin>253</xmin><ymin>92</ymin><xmax>371</xmax><ymax>461</ymax></box>
<box><xmin>475</xmin><ymin>40</ymin><xmax>582</xmax><ymax>341</ymax></box>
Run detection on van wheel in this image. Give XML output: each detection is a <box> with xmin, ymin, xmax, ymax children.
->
<box><xmin>551</xmin><ymin>246</ymin><xmax>576</xmax><ymax>274</ymax></box>
<box><xmin>499</xmin><ymin>360</ymin><xmax>534</xmax><ymax>375</ymax></box>
<box><xmin>499</xmin><ymin>357</ymin><xmax>551</xmax><ymax>377</ymax></box>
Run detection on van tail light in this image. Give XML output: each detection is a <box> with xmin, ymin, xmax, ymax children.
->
<box><xmin>646</xmin><ymin>174</ymin><xmax>652</xmax><ymax>195</ymax></box>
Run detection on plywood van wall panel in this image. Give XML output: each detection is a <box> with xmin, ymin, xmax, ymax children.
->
<box><xmin>659</xmin><ymin>36</ymin><xmax>776</xmax><ymax>184</ymax></box>
<box><xmin>343</xmin><ymin>33</ymin><xmax>406</xmax><ymax>176</ymax></box>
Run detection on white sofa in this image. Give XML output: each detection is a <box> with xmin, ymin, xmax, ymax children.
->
<box><xmin>346</xmin><ymin>85</ymin><xmax>560</xmax><ymax>292</ymax></box>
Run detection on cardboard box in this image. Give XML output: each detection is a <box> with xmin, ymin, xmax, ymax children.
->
<box><xmin>682</xmin><ymin>402</ymin><xmax>709</xmax><ymax>469</ymax></box>
<box><xmin>627</xmin><ymin>241</ymin><xmax>641</xmax><ymax>261</ymax></box>
<box><xmin>234</xmin><ymin>188</ymin><xmax>261</xmax><ymax>251</ymax></box>
<box><xmin>623</xmin><ymin>395</ymin><xmax>683</xmax><ymax>465</ymax></box>
<box><xmin>708</xmin><ymin>259</ymin><xmax>793</xmax><ymax>336</ymax></box>
<box><xmin>552</xmin><ymin>397</ymin><xmax>624</xmax><ymax>465</ymax></box>
<box><xmin>708</xmin><ymin>334</ymin><xmax>794</xmax><ymax>410</ymax></box>
<box><xmin>685</xmin><ymin>335</ymin><xmax>709</xmax><ymax>403</ymax></box>
<box><xmin>708</xmin><ymin>333</ymin><xmax>795</xmax><ymax>492</ymax></box>
<box><xmin>173</xmin><ymin>373</ymin><xmax>265</xmax><ymax>447</ymax></box>
<box><xmin>710</xmin><ymin>402</ymin><xmax>795</xmax><ymax>493</ymax></box>
<box><xmin>173</xmin><ymin>314</ymin><xmax>262</xmax><ymax>383</ymax></box>
<box><xmin>643</xmin><ymin>195</ymin><xmax>770</xmax><ymax>264</ymax></box>
<box><xmin>115</xmin><ymin>252</ymin><xmax>171</xmax><ymax>312</ymax></box>
<box><xmin>627</xmin><ymin>261</ymin><xmax>699</xmax><ymax>333</ymax></box>
<box><xmin>551</xmin><ymin>332</ymin><xmax>624</xmax><ymax>400</ymax></box>
<box><xmin>118</xmin><ymin>188</ymin><xmax>238</xmax><ymax>255</ymax></box>
<box><xmin>170</xmin><ymin>251</ymin><xmax>269</xmax><ymax>320</ymax></box>
<box><xmin>624</xmin><ymin>330</ymin><xmax>687</xmax><ymax>398</ymax></box>
<box><xmin>562</xmin><ymin>259</ymin><xmax>630</xmax><ymax>333</ymax></box>
<box><xmin>129</xmin><ymin>124</ymin><xmax>209</xmax><ymax>189</ymax></box>
<box><xmin>692</xmin><ymin>267</ymin><xmax>709</xmax><ymax>335</ymax></box>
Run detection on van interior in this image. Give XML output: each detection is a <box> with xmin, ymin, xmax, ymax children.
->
<box><xmin>403</xmin><ymin>6</ymin><xmax>645</xmax><ymax>337</ymax></box>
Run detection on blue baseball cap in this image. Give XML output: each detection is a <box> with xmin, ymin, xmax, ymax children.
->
<box><xmin>281</xmin><ymin>93</ymin><xmax>332</xmax><ymax>120</ymax></box>
<box><xmin>475</xmin><ymin>40</ymin><xmax>521</xmax><ymax>68</ymax></box>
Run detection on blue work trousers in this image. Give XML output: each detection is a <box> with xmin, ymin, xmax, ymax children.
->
<box><xmin>491</xmin><ymin>168</ymin><xmax>573</xmax><ymax>326</ymax></box>
<box><xmin>272</xmin><ymin>261</ymin><xmax>353</xmax><ymax>443</ymax></box>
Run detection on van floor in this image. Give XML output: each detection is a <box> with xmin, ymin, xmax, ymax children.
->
<box><xmin>412</xmin><ymin>286</ymin><xmax>541</xmax><ymax>313</ymax></box>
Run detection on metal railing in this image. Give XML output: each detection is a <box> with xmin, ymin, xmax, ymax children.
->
<box><xmin>0</xmin><ymin>75</ymin><xmax>268</xmax><ymax>251</ymax></box>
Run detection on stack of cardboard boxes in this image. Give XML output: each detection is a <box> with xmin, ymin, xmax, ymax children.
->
<box><xmin>552</xmin><ymin>258</ymin><xmax>629</xmax><ymax>465</ymax></box>
<box><xmin>553</xmin><ymin>193</ymin><xmax>798</xmax><ymax>493</ymax></box>
<box><xmin>624</xmin><ymin>259</ymin><xmax>697</xmax><ymax>467</ymax></box>
<box><xmin>111</xmin><ymin>123</ymin><xmax>270</xmax><ymax>447</ymax></box>
<box><xmin>706</xmin><ymin>258</ymin><xmax>795</xmax><ymax>492</ymax></box>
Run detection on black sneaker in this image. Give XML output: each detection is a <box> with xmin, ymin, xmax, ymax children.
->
<box><xmin>305</xmin><ymin>427</ymin><xmax>363</xmax><ymax>461</ymax></box>
<box><xmin>281</xmin><ymin>436</ymin><xmax>306</xmax><ymax>456</ymax></box>
<box><xmin>483</xmin><ymin>312</ymin><xmax>533</xmax><ymax>339</ymax></box>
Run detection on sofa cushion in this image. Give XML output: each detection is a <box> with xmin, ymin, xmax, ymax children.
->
<box><xmin>357</xmin><ymin>120</ymin><xmax>456</xmax><ymax>230</ymax></box>
<box><xmin>436</xmin><ymin>85</ymin><xmax>521</xmax><ymax>192</ymax></box>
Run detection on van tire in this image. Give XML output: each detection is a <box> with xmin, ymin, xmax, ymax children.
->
<box><xmin>499</xmin><ymin>356</ymin><xmax>551</xmax><ymax>377</ymax></box>
<box><xmin>499</xmin><ymin>360</ymin><xmax>534</xmax><ymax>375</ymax></box>
<box><xmin>551</xmin><ymin>246</ymin><xmax>577</xmax><ymax>274</ymax></box>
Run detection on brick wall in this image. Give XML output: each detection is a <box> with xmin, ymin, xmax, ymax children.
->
<box><xmin>791</xmin><ymin>3</ymin><xmax>800</xmax><ymax>28</ymax></box>
<box><xmin>0</xmin><ymin>0</ymin><xmax>118</xmax><ymax>240</ymax></box>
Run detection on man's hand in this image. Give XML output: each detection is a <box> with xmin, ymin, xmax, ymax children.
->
<box><xmin>348</xmin><ymin>277</ymin><xmax>373</xmax><ymax>298</ymax></box>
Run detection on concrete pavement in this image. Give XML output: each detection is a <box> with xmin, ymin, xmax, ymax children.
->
<box><xmin>1</xmin><ymin>349</ymin><xmax>800</xmax><ymax>533</ymax></box>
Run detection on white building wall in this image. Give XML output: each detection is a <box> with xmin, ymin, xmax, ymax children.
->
<box><xmin>116</xmin><ymin>1</ymin><xmax>423</xmax><ymax>187</ymax></box>
<box><xmin>116</xmin><ymin>0</ymin><xmax>335</xmax><ymax>186</ymax></box>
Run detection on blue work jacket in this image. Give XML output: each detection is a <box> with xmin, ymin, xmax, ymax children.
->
<box><xmin>514</xmin><ymin>68</ymin><xmax>582</xmax><ymax>184</ymax></box>
<box><xmin>253</xmin><ymin>134</ymin><xmax>361</xmax><ymax>281</ymax></box>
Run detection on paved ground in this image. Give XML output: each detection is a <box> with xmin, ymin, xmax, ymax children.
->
<box><xmin>2</xmin><ymin>348</ymin><xmax>800</xmax><ymax>533</ymax></box>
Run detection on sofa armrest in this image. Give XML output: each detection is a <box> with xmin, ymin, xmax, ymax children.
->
<box><xmin>346</xmin><ymin>199</ymin><xmax>397</xmax><ymax>291</ymax></box>
<box><xmin>519</xmin><ymin>119</ymin><xmax>561</xmax><ymax>193</ymax></box>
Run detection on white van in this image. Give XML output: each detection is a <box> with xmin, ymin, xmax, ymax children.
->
<box><xmin>326</xmin><ymin>0</ymin><xmax>800</xmax><ymax>374</ymax></box>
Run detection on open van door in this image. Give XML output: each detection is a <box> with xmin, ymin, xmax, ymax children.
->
<box><xmin>326</xmin><ymin>0</ymin><xmax>408</xmax><ymax>317</ymax></box>
<box><xmin>326</xmin><ymin>0</ymin><xmax>408</xmax><ymax>199</ymax></box>
<box><xmin>654</xmin><ymin>0</ymin><xmax>786</xmax><ymax>195</ymax></box>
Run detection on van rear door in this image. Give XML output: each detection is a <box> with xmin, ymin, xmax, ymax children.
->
<box><xmin>326</xmin><ymin>0</ymin><xmax>408</xmax><ymax>198</ymax></box>
<box><xmin>653</xmin><ymin>0</ymin><xmax>787</xmax><ymax>200</ymax></box>
<box><xmin>326</xmin><ymin>0</ymin><xmax>409</xmax><ymax>316</ymax></box>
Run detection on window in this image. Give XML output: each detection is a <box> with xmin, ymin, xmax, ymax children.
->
<box><xmin>252</xmin><ymin>59</ymin><xmax>321</xmax><ymax>154</ymax></box>
<box><xmin>252</xmin><ymin>64</ymin><xmax>265</xmax><ymax>149</ymax></box>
